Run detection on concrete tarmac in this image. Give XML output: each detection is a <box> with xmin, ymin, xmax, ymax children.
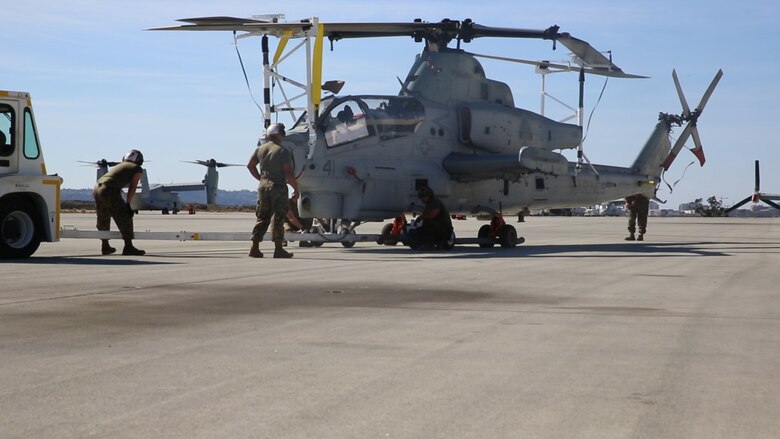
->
<box><xmin>2</xmin><ymin>213</ymin><xmax>779</xmax><ymax>438</ymax></box>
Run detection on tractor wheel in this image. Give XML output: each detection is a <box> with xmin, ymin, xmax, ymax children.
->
<box><xmin>0</xmin><ymin>200</ymin><xmax>41</xmax><ymax>259</ymax></box>
<box><xmin>478</xmin><ymin>224</ymin><xmax>495</xmax><ymax>248</ymax></box>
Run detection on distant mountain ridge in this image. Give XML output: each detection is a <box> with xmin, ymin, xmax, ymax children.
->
<box><xmin>61</xmin><ymin>188</ymin><xmax>257</xmax><ymax>206</ymax></box>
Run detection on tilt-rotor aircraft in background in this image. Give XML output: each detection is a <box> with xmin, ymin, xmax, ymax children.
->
<box><xmin>80</xmin><ymin>158</ymin><xmax>240</xmax><ymax>214</ymax></box>
<box><xmin>151</xmin><ymin>16</ymin><xmax>722</xmax><ymax>248</ymax></box>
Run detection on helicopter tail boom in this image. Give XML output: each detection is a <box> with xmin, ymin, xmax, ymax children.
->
<box><xmin>630</xmin><ymin>121</ymin><xmax>673</xmax><ymax>178</ymax></box>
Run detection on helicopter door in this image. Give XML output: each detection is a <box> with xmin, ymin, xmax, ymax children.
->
<box><xmin>322</xmin><ymin>100</ymin><xmax>369</xmax><ymax>147</ymax></box>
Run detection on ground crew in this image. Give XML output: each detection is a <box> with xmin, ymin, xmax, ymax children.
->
<box><xmin>92</xmin><ymin>149</ymin><xmax>146</xmax><ymax>255</ymax></box>
<box><xmin>411</xmin><ymin>186</ymin><xmax>453</xmax><ymax>248</ymax></box>
<box><xmin>247</xmin><ymin>123</ymin><xmax>300</xmax><ymax>258</ymax></box>
<box><xmin>624</xmin><ymin>193</ymin><xmax>650</xmax><ymax>241</ymax></box>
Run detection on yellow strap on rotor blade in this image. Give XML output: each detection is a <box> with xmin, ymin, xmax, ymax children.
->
<box><xmin>312</xmin><ymin>23</ymin><xmax>324</xmax><ymax>108</ymax></box>
<box><xmin>273</xmin><ymin>30</ymin><xmax>293</xmax><ymax>64</ymax></box>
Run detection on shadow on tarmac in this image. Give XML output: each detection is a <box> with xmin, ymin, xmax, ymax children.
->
<box><xmin>20</xmin><ymin>256</ymin><xmax>179</xmax><ymax>266</ymax></box>
<box><xmin>2</xmin><ymin>281</ymin><xmax>567</xmax><ymax>333</ymax></box>
<box><xmin>344</xmin><ymin>241</ymin><xmax>734</xmax><ymax>259</ymax></box>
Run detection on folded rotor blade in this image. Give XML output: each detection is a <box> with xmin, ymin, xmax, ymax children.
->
<box><xmin>323</xmin><ymin>21</ymin><xmax>458</xmax><ymax>40</ymax></box>
<box><xmin>662</xmin><ymin>123</ymin><xmax>693</xmax><ymax>171</ymax></box>
<box><xmin>557</xmin><ymin>35</ymin><xmax>616</xmax><ymax>69</ymax></box>
<box><xmin>178</xmin><ymin>16</ymin><xmax>271</xmax><ymax>25</ymax></box>
<box><xmin>148</xmin><ymin>20</ymin><xmax>314</xmax><ymax>35</ymax></box>
<box><xmin>690</xmin><ymin>124</ymin><xmax>702</xmax><ymax>149</ymax></box>
<box><xmin>151</xmin><ymin>19</ymin><xmax>456</xmax><ymax>41</ymax></box>
<box><xmin>468</xmin><ymin>52</ymin><xmax>647</xmax><ymax>78</ymax></box>
<box><xmin>461</xmin><ymin>23</ymin><xmax>561</xmax><ymax>41</ymax></box>
<box><xmin>695</xmin><ymin>69</ymin><xmax>724</xmax><ymax>113</ymax></box>
<box><xmin>672</xmin><ymin>69</ymin><xmax>691</xmax><ymax>117</ymax></box>
<box><xmin>690</xmin><ymin>146</ymin><xmax>706</xmax><ymax>167</ymax></box>
<box><xmin>689</xmin><ymin>126</ymin><xmax>705</xmax><ymax>166</ymax></box>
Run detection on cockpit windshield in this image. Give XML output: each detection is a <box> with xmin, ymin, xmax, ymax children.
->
<box><xmin>320</xmin><ymin>96</ymin><xmax>425</xmax><ymax>147</ymax></box>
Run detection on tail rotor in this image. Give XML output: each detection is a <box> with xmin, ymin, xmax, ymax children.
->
<box><xmin>661</xmin><ymin>69</ymin><xmax>723</xmax><ymax>171</ymax></box>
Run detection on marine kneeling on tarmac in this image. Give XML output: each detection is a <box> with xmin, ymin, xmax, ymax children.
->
<box><xmin>92</xmin><ymin>149</ymin><xmax>146</xmax><ymax>256</ymax></box>
<box><xmin>405</xmin><ymin>186</ymin><xmax>454</xmax><ymax>249</ymax></box>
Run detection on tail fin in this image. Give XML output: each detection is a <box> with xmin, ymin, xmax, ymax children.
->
<box><xmin>141</xmin><ymin>169</ymin><xmax>150</xmax><ymax>194</ymax></box>
<box><xmin>631</xmin><ymin>121</ymin><xmax>671</xmax><ymax>177</ymax></box>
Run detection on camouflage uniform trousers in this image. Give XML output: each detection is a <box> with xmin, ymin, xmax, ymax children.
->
<box><xmin>251</xmin><ymin>183</ymin><xmax>289</xmax><ymax>243</ymax></box>
<box><xmin>627</xmin><ymin>204</ymin><xmax>649</xmax><ymax>235</ymax></box>
<box><xmin>93</xmin><ymin>184</ymin><xmax>134</xmax><ymax>240</ymax></box>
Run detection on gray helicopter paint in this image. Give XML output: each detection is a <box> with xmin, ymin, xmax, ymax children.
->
<box><xmin>289</xmin><ymin>48</ymin><xmax>669</xmax><ymax>220</ymax></box>
<box><xmin>149</xmin><ymin>17</ymin><xmax>722</xmax><ymax>229</ymax></box>
<box><xmin>128</xmin><ymin>169</ymin><xmax>206</xmax><ymax>213</ymax></box>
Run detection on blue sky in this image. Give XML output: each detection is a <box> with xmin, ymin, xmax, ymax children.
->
<box><xmin>4</xmin><ymin>0</ymin><xmax>779</xmax><ymax>209</ymax></box>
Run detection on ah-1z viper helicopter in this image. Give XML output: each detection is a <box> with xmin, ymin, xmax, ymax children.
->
<box><xmin>152</xmin><ymin>16</ymin><xmax>722</xmax><ymax>247</ymax></box>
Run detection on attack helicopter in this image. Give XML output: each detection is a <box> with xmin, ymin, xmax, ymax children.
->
<box><xmin>151</xmin><ymin>16</ymin><xmax>722</xmax><ymax>247</ymax></box>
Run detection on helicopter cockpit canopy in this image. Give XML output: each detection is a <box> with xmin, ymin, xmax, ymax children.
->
<box><xmin>320</xmin><ymin>96</ymin><xmax>425</xmax><ymax>147</ymax></box>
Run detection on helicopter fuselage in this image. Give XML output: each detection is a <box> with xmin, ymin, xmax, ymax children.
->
<box><xmin>283</xmin><ymin>49</ymin><xmax>662</xmax><ymax>220</ymax></box>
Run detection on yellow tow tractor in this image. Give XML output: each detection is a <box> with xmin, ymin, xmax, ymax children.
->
<box><xmin>0</xmin><ymin>90</ymin><xmax>62</xmax><ymax>258</ymax></box>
